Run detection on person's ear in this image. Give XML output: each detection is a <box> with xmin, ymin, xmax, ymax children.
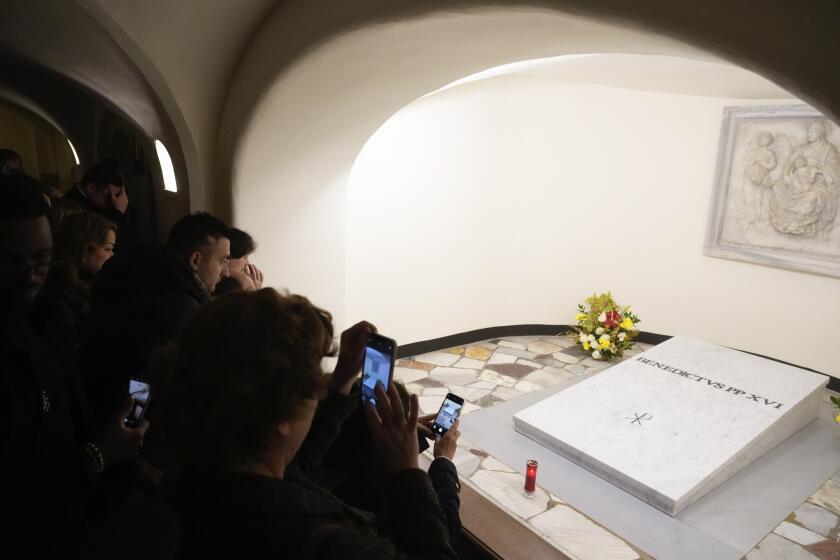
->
<box><xmin>187</xmin><ymin>250</ymin><xmax>202</xmax><ymax>272</ymax></box>
<box><xmin>274</xmin><ymin>421</ymin><xmax>292</xmax><ymax>438</ymax></box>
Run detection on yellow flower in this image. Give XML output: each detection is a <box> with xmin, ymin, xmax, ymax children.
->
<box><xmin>599</xmin><ymin>337</ymin><xmax>610</xmax><ymax>350</ymax></box>
<box><xmin>575</xmin><ymin>312</ymin><xmax>587</xmax><ymax>321</ymax></box>
<box><xmin>620</xmin><ymin>317</ymin><xmax>634</xmax><ymax>330</ymax></box>
<box><xmin>835</xmin><ymin>414</ymin><xmax>840</xmax><ymax>424</ymax></box>
<box><xmin>583</xmin><ymin>341</ymin><xmax>590</xmax><ymax>351</ymax></box>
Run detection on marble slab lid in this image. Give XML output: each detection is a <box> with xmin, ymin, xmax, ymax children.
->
<box><xmin>513</xmin><ymin>336</ymin><xmax>828</xmax><ymax>514</ymax></box>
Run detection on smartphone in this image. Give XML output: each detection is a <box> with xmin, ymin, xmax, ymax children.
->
<box><xmin>124</xmin><ymin>377</ymin><xmax>151</xmax><ymax>428</ymax></box>
<box><xmin>431</xmin><ymin>393</ymin><xmax>464</xmax><ymax>436</ymax></box>
<box><xmin>361</xmin><ymin>333</ymin><xmax>397</xmax><ymax>406</ymax></box>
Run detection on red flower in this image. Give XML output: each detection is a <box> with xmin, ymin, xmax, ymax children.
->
<box><xmin>604</xmin><ymin>311</ymin><xmax>621</xmax><ymax>328</ymax></box>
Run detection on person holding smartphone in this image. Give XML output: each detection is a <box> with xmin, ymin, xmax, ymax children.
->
<box><xmin>155</xmin><ymin>289</ymin><xmax>458</xmax><ymax>559</ymax></box>
<box><xmin>318</xmin><ymin>378</ymin><xmax>464</xmax><ymax>548</ymax></box>
<box><xmin>0</xmin><ymin>177</ymin><xmax>148</xmax><ymax>556</ymax></box>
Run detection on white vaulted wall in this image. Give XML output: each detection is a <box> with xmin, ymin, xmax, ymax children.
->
<box><xmin>345</xmin><ymin>72</ymin><xmax>840</xmax><ymax>377</ymax></box>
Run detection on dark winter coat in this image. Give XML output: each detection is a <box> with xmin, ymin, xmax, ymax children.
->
<box><xmin>79</xmin><ymin>245</ymin><xmax>209</xmax><ymax>425</ymax></box>
<box><xmin>0</xmin><ymin>308</ymin><xmax>95</xmax><ymax>556</ymax></box>
<box><xmin>34</xmin><ymin>272</ymin><xmax>93</xmax><ymax>362</ymax></box>
<box><xmin>163</xmin><ymin>389</ymin><xmax>459</xmax><ymax>560</ymax></box>
<box><xmin>165</xmin><ymin>465</ymin><xmax>458</xmax><ymax>560</ymax></box>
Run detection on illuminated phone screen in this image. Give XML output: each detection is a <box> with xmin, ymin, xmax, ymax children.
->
<box><xmin>432</xmin><ymin>397</ymin><xmax>463</xmax><ymax>435</ymax></box>
<box><xmin>361</xmin><ymin>337</ymin><xmax>394</xmax><ymax>405</ymax></box>
<box><xmin>126</xmin><ymin>378</ymin><xmax>150</xmax><ymax>426</ymax></box>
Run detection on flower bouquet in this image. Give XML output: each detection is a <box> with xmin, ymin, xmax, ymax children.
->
<box><xmin>831</xmin><ymin>396</ymin><xmax>840</xmax><ymax>423</ymax></box>
<box><xmin>570</xmin><ymin>292</ymin><xmax>640</xmax><ymax>361</ymax></box>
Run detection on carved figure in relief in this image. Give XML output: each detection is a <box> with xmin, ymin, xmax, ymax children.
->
<box><xmin>741</xmin><ymin>120</ymin><xmax>840</xmax><ymax>238</ymax></box>
<box><xmin>784</xmin><ymin>121</ymin><xmax>840</xmax><ymax>193</ymax></box>
<box><xmin>742</xmin><ymin>131</ymin><xmax>777</xmax><ymax>230</ymax></box>
<box><xmin>770</xmin><ymin>157</ymin><xmax>836</xmax><ymax>237</ymax></box>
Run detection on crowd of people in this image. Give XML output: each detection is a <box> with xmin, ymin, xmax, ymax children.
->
<box><xmin>1</xmin><ymin>155</ymin><xmax>463</xmax><ymax>558</ymax></box>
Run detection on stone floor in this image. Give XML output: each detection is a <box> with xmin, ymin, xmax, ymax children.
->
<box><xmin>399</xmin><ymin>334</ymin><xmax>840</xmax><ymax>560</ymax></box>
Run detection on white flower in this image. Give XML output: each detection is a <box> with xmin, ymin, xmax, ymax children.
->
<box><xmin>618</xmin><ymin>332</ymin><xmax>627</xmax><ymax>342</ymax></box>
<box><xmin>598</xmin><ymin>312</ymin><xmax>607</xmax><ymax>323</ymax></box>
<box><xmin>592</xmin><ymin>350</ymin><xmax>602</xmax><ymax>360</ymax></box>
<box><xmin>583</xmin><ymin>303</ymin><xmax>591</xmax><ymax>312</ymax></box>
<box><xmin>595</xmin><ymin>327</ymin><xmax>605</xmax><ymax>336</ymax></box>
<box><xmin>599</xmin><ymin>334</ymin><xmax>610</xmax><ymax>343</ymax></box>
<box><xmin>587</xmin><ymin>334</ymin><xmax>596</xmax><ymax>342</ymax></box>
<box><xmin>579</xmin><ymin>333</ymin><xmax>587</xmax><ymax>343</ymax></box>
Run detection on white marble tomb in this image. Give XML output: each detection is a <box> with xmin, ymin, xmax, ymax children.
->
<box><xmin>513</xmin><ymin>336</ymin><xmax>828</xmax><ymax>516</ymax></box>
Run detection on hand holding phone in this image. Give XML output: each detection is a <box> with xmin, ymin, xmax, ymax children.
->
<box><xmin>361</xmin><ymin>333</ymin><xmax>396</xmax><ymax>406</ymax></box>
<box><xmin>434</xmin><ymin>418</ymin><xmax>460</xmax><ymax>461</ymax></box>
<box><xmin>124</xmin><ymin>377</ymin><xmax>151</xmax><ymax>428</ymax></box>
<box><xmin>431</xmin><ymin>393</ymin><xmax>464</xmax><ymax>437</ymax></box>
<box><xmin>331</xmin><ymin>321</ymin><xmax>377</xmax><ymax>395</ymax></box>
<box><xmin>96</xmin><ymin>396</ymin><xmax>149</xmax><ymax>469</ymax></box>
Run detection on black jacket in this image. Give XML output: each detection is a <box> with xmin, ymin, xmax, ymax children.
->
<box><xmin>79</xmin><ymin>245</ymin><xmax>208</xmax><ymax>427</ymax></box>
<box><xmin>159</xmin><ymin>384</ymin><xmax>459</xmax><ymax>559</ymax></box>
<box><xmin>316</xmin><ymin>389</ymin><xmax>463</xmax><ymax>544</ymax></box>
<box><xmin>34</xmin><ymin>272</ymin><xmax>93</xmax><ymax>364</ymax></box>
<box><xmin>165</xmin><ymin>465</ymin><xmax>459</xmax><ymax>560</ymax></box>
<box><xmin>0</xmin><ymin>308</ymin><xmax>96</xmax><ymax>556</ymax></box>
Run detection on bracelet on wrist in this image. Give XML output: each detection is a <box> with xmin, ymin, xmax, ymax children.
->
<box><xmin>84</xmin><ymin>442</ymin><xmax>105</xmax><ymax>474</ymax></box>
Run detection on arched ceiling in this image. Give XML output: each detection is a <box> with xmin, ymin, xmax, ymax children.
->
<box><xmin>0</xmin><ymin>0</ymin><xmax>274</xmax><ymax>210</ymax></box>
<box><xmin>440</xmin><ymin>54</ymin><xmax>793</xmax><ymax>100</ymax></box>
<box><xmin>220</xmin><ymin>0</ymin><xmax>840</xmax><ymax>218</ymax></box>
<box><xmin>78</xmin><ymin>0</ymin><xmax>276</xmax><ymax>209</ymax></box>
<box><xmin>4</xmin><ymin>0</ymin><xmax>837</xmax><ymax>218</ymax></box>
<box><xmin>0</xmin><ymin>0</ymin><xmax>167</xmax><ymax>141</ymax></box>
<box><xmin>218</xmin><ymin>1</ymin><xmax>840</xmax><ymax>330</ymax></box>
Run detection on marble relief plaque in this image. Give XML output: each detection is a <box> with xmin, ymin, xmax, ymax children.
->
<box><xmin>513</xmin><ymin>336</ymin><xmax>827</xmax><ymax>515</ymax></box>
<box><xmin>705</xmin><ymin>105</ymin><xmax>840</xmax><ymax>277</ymax></box>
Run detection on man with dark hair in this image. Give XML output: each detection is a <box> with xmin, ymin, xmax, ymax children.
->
<box><xmin>214</xmin><ymin>227</ymin><xmax>264</xmax><ymax>295</ymax></box>
<box><xmin>0</xmin><ymin>148</ymin><xmax>23</xmax><ymax>175</ymax></box>
<box><xmin>164</xmin><ymin>212</ymin><xmax>231</xmax><ymax>294</ymax></box>
<box><xmin>64</xmin><ymin>162</ymin><xmax>136</xmax><ymax>248</ymax></box>
<box><xmin>0</xmin><ymin>175</ymin><xmax>147</xmax><ymax>555</ymax></box>
<box><xmin>80</xmin><ymin>212</ymin><xmax>230</xmax><ymax>466</ymax></box>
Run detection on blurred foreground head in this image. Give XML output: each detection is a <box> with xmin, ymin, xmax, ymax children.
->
<box><xmin>153</xmin><ymin>288</ymin><xmax>336</xmax><ymax>467</ymax></box>
<box><xmin>0</xmin><ymin>174</ymin><xmax>52</xmax><ymax>307</ymax></box>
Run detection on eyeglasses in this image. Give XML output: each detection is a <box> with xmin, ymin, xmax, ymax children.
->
<box><xmin>0</xmin><ymin>258</ymin><xmax>62</xmax><ymax>275</ymax></box>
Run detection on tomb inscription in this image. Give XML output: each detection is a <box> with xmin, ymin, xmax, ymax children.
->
<box><xmin>635</xmin><ymin>356</ymin><xmax>785</xmax><ymax>410</ymax></box>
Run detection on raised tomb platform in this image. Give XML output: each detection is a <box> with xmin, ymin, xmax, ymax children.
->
<box><xmin>513</xmin><ymin>336</ymin><xmax>828</xmax><ymax>516</ymax></box>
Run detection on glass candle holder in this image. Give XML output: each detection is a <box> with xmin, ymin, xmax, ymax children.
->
<box><xmin>524</xmin><ymin>459</ymin><xmax>538</xmax><ymax>497</ymax></box>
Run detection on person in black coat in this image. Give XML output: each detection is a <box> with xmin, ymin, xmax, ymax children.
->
<box><xmin>318</xmin><ymin>381</ymin><xmax>463</xmax><ymax>548</ymax></box>
<box><xmin>35</xmin><ymin>211</ymin><xmax>117</xmax><ymax>358</ymax></box>
<box><xmin>0</xmin><ymin>175</ymin><xmax>147</xmax><ymax>556</ymax></box>
<box><xmin>79</xmin><ymin>212</ymin><xmax>230</xmax><ymax>428</ymax></box>
<box><xmin>155</xmin><ymin>289</ymin><xmax>460</xmax><ymax>559</ymax></box>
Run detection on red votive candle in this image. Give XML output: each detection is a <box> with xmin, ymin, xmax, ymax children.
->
<box><xmin>524</xmin><ymin>459</ymin><xmax>538</xmax><ymax>497</ymax></box>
